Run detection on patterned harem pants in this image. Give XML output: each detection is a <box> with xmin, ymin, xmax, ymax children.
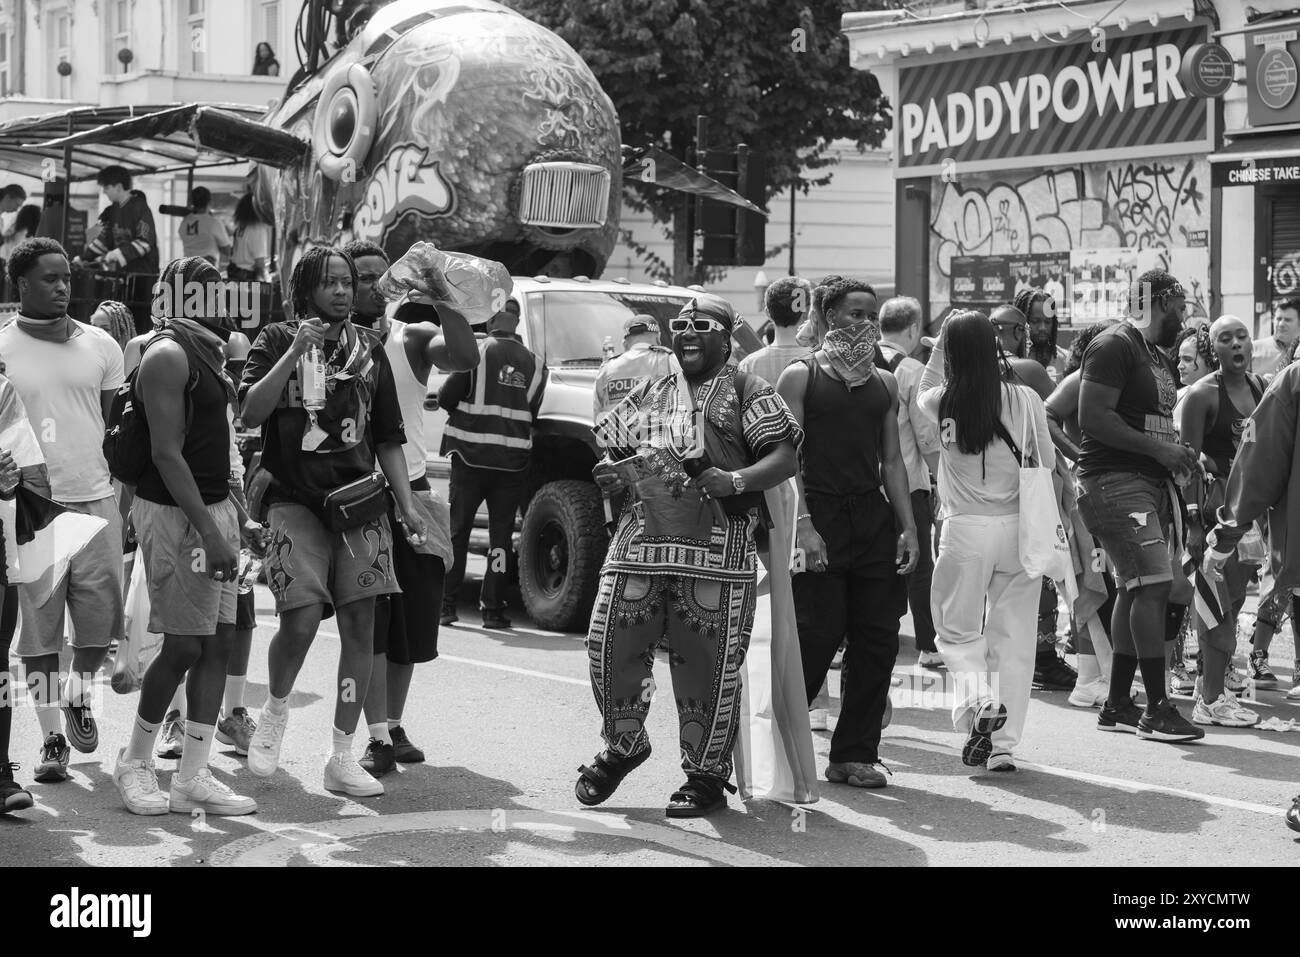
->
<box><xmin>587</xmin><ymin>570</ymin><xmax>756</xmax><ymax>783</ymax></box>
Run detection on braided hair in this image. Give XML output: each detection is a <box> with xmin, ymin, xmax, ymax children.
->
<box><xmin>289</xmin><ymin>245</ymin><xmax>356</xmax><ymax>322</ymax></box>
<box><xmin>1174</xmin><ymin>324</ymin><xmax>1217</xmax><ymax>384</ymax></box>
<box><xmin>1013</xmin><ymin>286</ymin><xmax>1060</xmax><ymax>368</ymax></box>
<box><xmin>93</xmin><ymin>300</ymin><xmax>136</xmax><ymax>351</ymax></box>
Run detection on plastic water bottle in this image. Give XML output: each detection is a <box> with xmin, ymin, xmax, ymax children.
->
<box><xmin>602</xmin><ymin>336</ymin><xmax>616</xmax><ymax>361</ymax></box>
<box><xmin>299</xmin><ymin>344</ymin><xmax>326</xmax><ymax>411</ymax></box>
<box><xmin>238</xmin><ymin>549</ymin><xmax>263</xmax><ymax>595</ymax></box>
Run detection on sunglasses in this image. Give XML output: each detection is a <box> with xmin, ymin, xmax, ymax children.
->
<box><xmin>670</xmin><ymin>316</ymin><xmax>729</xmax><ymax>334</ymax></box>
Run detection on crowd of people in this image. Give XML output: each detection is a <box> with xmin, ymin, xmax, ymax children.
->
<box><xmin>579</xmin><ymin>272</ymin><xmax>1300</xmax><ymax>819</ymax></box>
<box><xmin>0</xmin><ymin>224</ymin><xmax>1297</xmax><ymax>829</ymax></box>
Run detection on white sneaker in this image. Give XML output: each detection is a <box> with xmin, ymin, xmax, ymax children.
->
<box><xmin>113</xmin><ymin>748</ymin><xmax>169</xmax><ymax>816</ymax></box>
<box><xmin>1224</xmin><ymin>667</ymin><xmax>1247</xmax><ymax>695</ymax></box>
<box><xmin>170</xmin><ymin>767</ymin><xmax>257</xmax><ymax>816</ymax></box>
<box><xmin>918</xmin><ymin>651</ymin><xmax>945</xmax><ymax>669</ymax></box>
<box><xmin>324</xmin><ymin>752</ymin><xmax>384</xmax><ymax>797</ymax></box>
<box><xmin>1287</xmin><ymin>679</ymin><xmax>1300</xmax><ymax>701</ymax></box>
<box><xmin>247</xmin><ymin>706</ymin><xmax>289</xmax><ymax>777</ymax></box>
<box><xmin>808</xmin><ymin>708</ymin><xmax>829</xmax><ymax>731</ymax></box>
<box><xmin>1068</xmin><ymin>677</ymin><xmax>1108</xmax><ymax>708</ymax></box>
<box><xmin>1192</xmin><ymin>691</ymin><xmax>1260</xmax><ymax>728</ymax></box>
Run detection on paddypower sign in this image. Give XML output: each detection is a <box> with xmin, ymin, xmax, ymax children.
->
<box><xmin>898</xmin><ymin>27</ymin><xmax>1210</xmax><ymax>170</ymax></box>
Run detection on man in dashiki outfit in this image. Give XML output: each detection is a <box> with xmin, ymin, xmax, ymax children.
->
<box><xmin>576</xmin><ymin>293</ymin><xmax>801</xmax><ymax>818</ymax></box>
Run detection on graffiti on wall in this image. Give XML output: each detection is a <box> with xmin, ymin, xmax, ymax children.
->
<box><xmin>930</xmin><ymin>157</ymin><xmax>1210</xmax><ymax>319</ymax></box>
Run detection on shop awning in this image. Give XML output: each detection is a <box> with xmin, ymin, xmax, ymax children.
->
<box><xmin>1210</xmin><ymin>132</ymin><xmax>1300</xmax><ymax>163</ymax></box>
<box><xmin>0</xmin><ymin>103</ymin><xmax>308</xmax><ymax>182</ymax></box>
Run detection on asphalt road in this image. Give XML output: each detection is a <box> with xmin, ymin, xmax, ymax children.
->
<box><xmin>4</xmin><ymin>554</ymin><xmax>1299</xmax><ymax>867</ymax></box>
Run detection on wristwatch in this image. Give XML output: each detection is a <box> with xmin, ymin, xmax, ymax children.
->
<box><xmin>731</xmin><ymin>471</ymin><xmax>746</xmax><ymax>494</ymax></box>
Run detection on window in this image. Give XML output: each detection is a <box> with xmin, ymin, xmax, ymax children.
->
<box><xmin>0</xmin><ymin>29</ymin><xmax>10</xmax><ymax>98</ymax></box>
<box><xmin>255</xmin><ymin>0</ymin><xmax>281</xmax><ymax>71</ymax></box>
<box><xmin>49</xmin><ymin>8</ymin><xmax>71</xmax><ymax>97</ymax></box>
<box><xmin>105</xmin><ymin>0</ymin><xmax>132</xmax><ymax>74</ymax></box>
<box><xmin>184</xmin><ymin>0</ymin><xmax>206</xmax><ymax>73</ymax></box>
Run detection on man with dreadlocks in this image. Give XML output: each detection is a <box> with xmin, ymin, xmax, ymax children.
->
<box><xmin>240</xmin><ymin>245</ymin><xmax>427</xmax><ymax>799</ymax></box>
<box><xmin>578</xmin><ymin>292</ymin><xmax>801</xmax><ymax>817</ymax></box>
<box><xmin>1014</xmin><ymin>287</ymin><xmax>1071</xmax><ymax>384</ymax></box>
<box><xmin>1077</xmin><ymin>269</ymin><xmax>1203</xmax><ymax>742</ymax></box>
<box><xmin>778</xmin><ymin>278</ymin><xmax>918</xmax><ymax>789</ymax></box>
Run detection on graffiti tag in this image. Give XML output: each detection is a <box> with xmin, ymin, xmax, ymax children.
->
<box><xmin>352</xmin><ymin>144</ymin><xmax>455</xmax><ymax>245</ymax></box>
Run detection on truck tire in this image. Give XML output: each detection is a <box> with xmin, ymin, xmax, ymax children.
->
<box><xmin>519</xmin><ymin>479</ymin><xmax>607</xmax><ymax>632</ymax></box>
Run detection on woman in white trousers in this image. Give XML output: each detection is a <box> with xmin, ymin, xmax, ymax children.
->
<box><xmin>918</xmin><ymin>310</ymin><xmax>1055</xmax><ymax>772</ymax></box>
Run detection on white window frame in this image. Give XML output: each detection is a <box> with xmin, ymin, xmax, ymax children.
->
<box><xmin>48</xmin><ymin>5</ymin><xmax>72</xmax><ymax>98</ymax></box>
<box><xmin>251</xmin><ymin>0</ymin><xmax>283</xmax><ymax>73</ymax></box>
<box><xmin>0</xmin><ymin>21</ymin><xmax>12</xmax><ymax>99</ymax></box>
<box><xmin>104</xmin><ymin>0</ymin><xmax>132</xmax><ymax>75</ymax></box>
<box><xmin>183</xmin><ymin>0</ymin><xmax>206</xmax><ymax>74</ymax></box>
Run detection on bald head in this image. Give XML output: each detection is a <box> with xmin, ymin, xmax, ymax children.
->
<box><xmin>1209</xmin><ymin>314</ymin><xmax>1251</xmax><ymax>374</ymax></box>
<box><xmin>989</xmin><ymin>304</ymin><xmax>1027</xmax><ymax>357</ymax></box>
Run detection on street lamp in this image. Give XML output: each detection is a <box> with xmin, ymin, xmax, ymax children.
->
<box><xmin>753</xmin><ymin>269</ymin><xmax>769</xmax><ymax>312</ymax></box>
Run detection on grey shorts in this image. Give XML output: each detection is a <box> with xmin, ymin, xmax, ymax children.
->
<box><xmin>264</xmin><ymin>502</ymin><xmax>399</xmax><ymax>618</ymax></box>
<box><xmin>15</xmin><ymin>495</ymin><xmax>124</xmax><ymax>657</ymax></box>
<box><xmin>134</xmin><ymin>497</ymin><xmax>239</xmax><ymax>636</ymax></box>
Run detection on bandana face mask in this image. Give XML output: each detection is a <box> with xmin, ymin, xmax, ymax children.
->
<box><xmin>821</xmin><ymin>320</ymin><xmax>880</xmax><ymax>387</ymax></box>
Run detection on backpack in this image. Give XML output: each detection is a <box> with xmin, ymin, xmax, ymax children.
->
<box><xmin>103</xmin><ymin>331</ymin><xmax>200</xmax><ymax>486</ymax></box>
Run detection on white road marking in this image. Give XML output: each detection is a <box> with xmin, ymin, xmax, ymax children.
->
<box><xmin>894</xmin><ymin>737</ymin><xmax>1285</xmax><ymax>817</ymax></box>
<box><xmin>209</xmin><ymin>809</ymin><xmax>798</xmax><ymax>867</ymax></box>
<box><xmin>253</xmin><ymin>613</ymin><xmax>1289</xmax><ymax>820</ymax></box>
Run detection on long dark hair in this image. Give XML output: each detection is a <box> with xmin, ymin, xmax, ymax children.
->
<box><xmin>939</xmin><ymin>310</ymin><xmax>1007</xmax><ymax>456</ymax></box>
<box><xmin>233</xmin><ymin>193</ymin><xmax>263</xmax><ymax>231</ymax></box>
<box><xmin>13</xmin><ymin>204</ymin><xmax>41</xmax><ymax>237</ymax></box>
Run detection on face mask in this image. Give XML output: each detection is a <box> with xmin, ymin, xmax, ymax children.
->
<box><xmin>821</xmin><ymin>321</ymin><xmax>880</xmax><ymax>387</ymax></box>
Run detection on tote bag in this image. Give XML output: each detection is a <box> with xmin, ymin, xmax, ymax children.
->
<box><xmin>1012</xmin><ymin>387</ymin><xmax>1070</xmax><ymax>581</ymax></box>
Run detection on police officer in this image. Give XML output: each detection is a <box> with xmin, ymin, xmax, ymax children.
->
<box><xmin>593</xmin><ymin>314</ymin><xmax>678</xmax><ymax>420</ymax></box>
<box><xmin>439</xmin><ymin>301</ymin><xmax>545</xmax><ymax>629</ymax></box>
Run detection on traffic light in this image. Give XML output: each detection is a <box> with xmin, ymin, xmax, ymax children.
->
<box><xmin>697</xmin><ymin>146</ymin><xmax>766</xmax><ymax>267</ymax></box>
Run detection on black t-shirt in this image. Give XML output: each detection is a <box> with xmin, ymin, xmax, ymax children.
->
<box><xmin>1077</xmin><ymin>322</ymin><xmax>1179</xmax><ymax>480</ymax></box>
<box><xmin>239</xmin><ymin>320</ymin><xmax>405</xmax><ymax>507</ymax></box>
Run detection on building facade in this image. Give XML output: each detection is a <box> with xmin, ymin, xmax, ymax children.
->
<box><xmin>845</xmin><ymin>0</ymin><xmax>1299</xmax><ymax>337</ymax></box>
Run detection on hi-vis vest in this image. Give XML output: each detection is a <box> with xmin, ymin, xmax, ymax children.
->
<box><xmin>442</xmin><ymin>335</ymin><xmax>544</xmax><ymax>471</ymax></box>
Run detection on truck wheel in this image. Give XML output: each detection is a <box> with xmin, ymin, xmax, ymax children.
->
<box><xmin>519</xmin><ymin>480</ymin><xmax>607</xmax><ymax>632</ymax></box>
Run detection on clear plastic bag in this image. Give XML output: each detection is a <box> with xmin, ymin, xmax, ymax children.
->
<box><xmin>1237</xmin><ymin>522</ymin><xmax>1268</xmax><ymax>565</ymax></box>
<box><xmin>374</xmin><ymin>242</ymin><xmax>513</xmax><ymax>327</ymax></box>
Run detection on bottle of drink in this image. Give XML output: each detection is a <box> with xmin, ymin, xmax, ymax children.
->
<box><xmin>299</xmin><ymin>344</ymin><xmax>326</xmax><ymax>411</ymax></box>
<box><xmin>602</xmin><ymin>336</ymin><xmax>616</xmax><ymax>361</ymax></box>
<box><xmin>237</xmin><ymin>548</ymin><xmax>263</xmax><ymax>595</ymax></box>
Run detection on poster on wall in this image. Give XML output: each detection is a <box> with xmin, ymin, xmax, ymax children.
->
<box><xmin>949</xmin><ymin>255</ymin><xmax>1010</xmax><ymax>308</ymax></box>
<box><xmin>1009</xmin><ymin>252</ymin><xmax>1072</xmax><ymax>321</ymax></box>
<box><xmin>1136</xmin><ymin>247</ymin><xmax>1212</xmax><ymax>320</ymax></box>
<box><xmin>1070</xmin><ymin>247</ymin><xmax>1138</xmax><ymax>321</ymax></box>
<box><xmin>929</xmin><ymin>157</ymin><xmax>1212</xmax><ymax>323</ymax></box>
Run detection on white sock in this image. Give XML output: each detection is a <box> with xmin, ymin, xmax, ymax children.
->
<box><xmin>168</xmin><ymin>685</ymin><xmax>186</xmax><ymax>718</ymax></box>
<box><xmin>62</xmin><ymin>670</ymin><xmax>87</xmax><ymax>708</ymax></box>
<box><xmin>1088</xmin><ymin>616</ymin><xmax>1113</xmax><ymax>680</ymax></box>
<box><xmin>124</xmin><ymin>715</ymin><xmax>161</xmax><ymax>763</ymax></box>
<box><xmin>332</xmin><ymin>726</ymin><xmax>353</xmax><ymax>757</ymax></box>
<box><xmin>177</xmin><ymin>721</ymin><xmax>215</xmax><ymax>783</ymax></box>
<box><xmin>1075</xmin><ymin>653</ymin><xmax>1100</xmax><ymax>685</ymax></box>
<box><xmin>36</xmin><ymin>705</ymin><xmax>62</xmax><ymax>737</ymax></box>
<box><xmin>223</xmin><ymin>675</ymin><xmax>246</xmax><ymax>714</ymax></box>
<box><xmin>265</xmin><ymin>693</ymin><xmax>289</xmax><ymax>716</ymax></box>
<box><xmin>368</xmin><ymin>722</ymin><xmax>391</xmax><ymax>745</ymax></box>
<box><xmin>387</xmin><ymin>718</ymin><xmax>401</xmax><ymax>730</ymax></box>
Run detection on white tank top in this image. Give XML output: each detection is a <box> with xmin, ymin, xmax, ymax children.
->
<box><xmin>384</xmin><ymin>320</ymin><xmax>428</xmax><ymax>483</ymax></box>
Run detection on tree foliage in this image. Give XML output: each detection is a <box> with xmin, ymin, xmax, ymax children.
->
<box><xmin>506</xmin><ymin>0</ymin><xmax>895</xmax><ymax>279</ymax></box>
